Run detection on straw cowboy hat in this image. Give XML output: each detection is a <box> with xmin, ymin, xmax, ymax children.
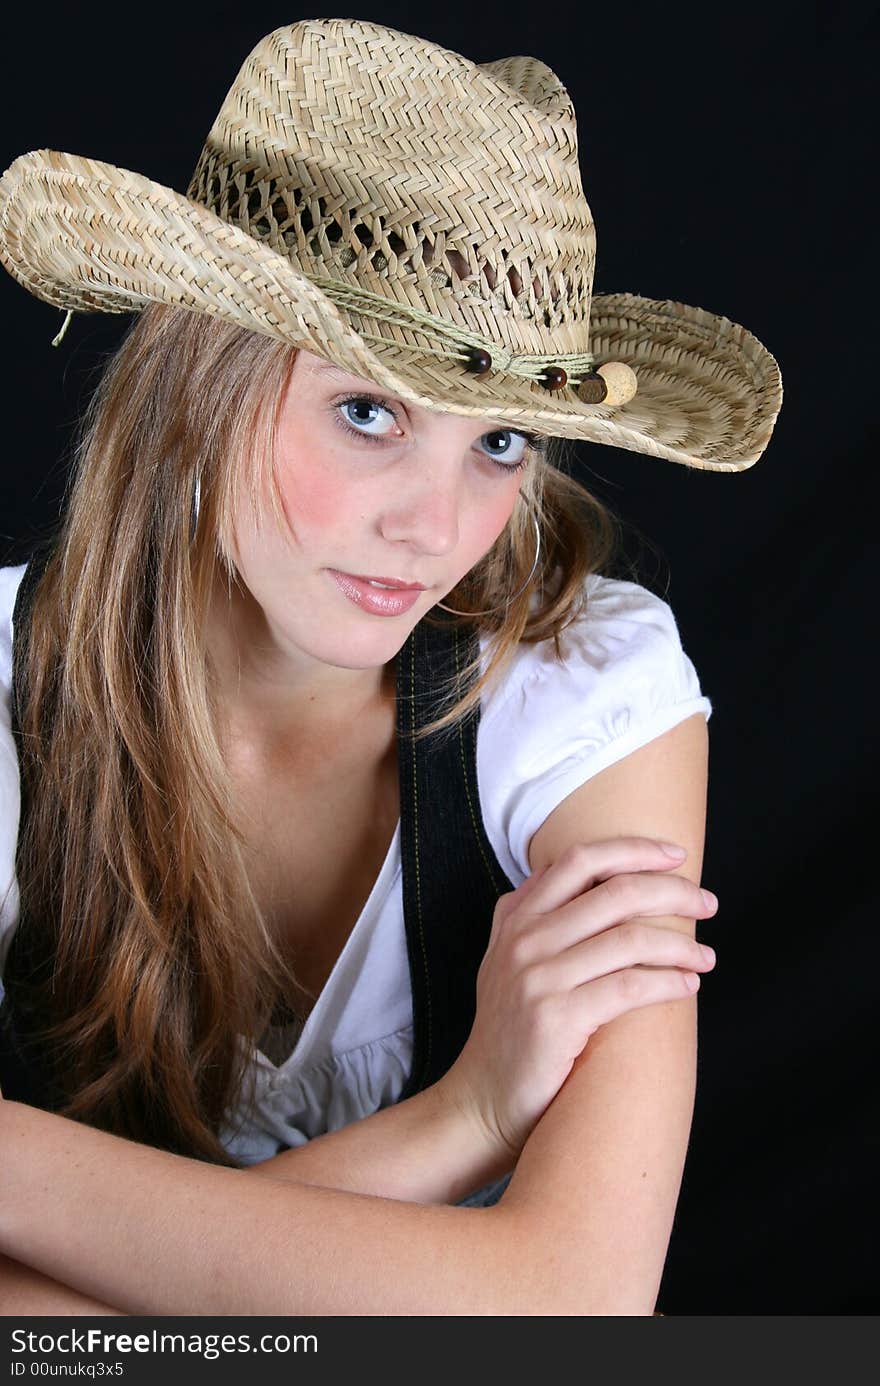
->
<box><xmin>0</xmin><ymin>17</ymin><xmax>782</xmax><ymax>471</ymax></box>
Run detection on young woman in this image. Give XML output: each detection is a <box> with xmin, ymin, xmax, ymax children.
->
<box><xmin>0</xmin><ymin>18</ymin><xmax>781</xmax><ymax>1314</ymax></box>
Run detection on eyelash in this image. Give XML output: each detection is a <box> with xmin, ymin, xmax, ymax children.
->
<box><xmin>332</xmin><ymin>393</ymin><xmax>545</xmax><ymax>473</ymax></box>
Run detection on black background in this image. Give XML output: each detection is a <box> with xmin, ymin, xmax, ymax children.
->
<box><xmin>0</xmin><ymin>2</ymin><xmax>872</xmax><ymax>1314</ymax></box>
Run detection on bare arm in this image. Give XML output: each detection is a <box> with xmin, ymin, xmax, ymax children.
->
<box><xmin>0</xmin><ymin>1253</ymin><xmax>122</xmax><ymax>1316</ymax></box>
<box><xmin>0</xmin><ymin>1076</ymin><xmax>511</xmax><ymax>1315</ymax></box>
<box><xmin>503</xmin><ymin>710</ymin><xmax>709</xmax><ymax>1311</ymax></box>
<box><xmin>0</xmin><ymin>1054</ymin><xmax>514</xmax><ymax>1313</ymax></box>
<box><xmin>0</xmin><ymin>715</ymin><xmax>709</xmax><ymax>1315</ymax></box>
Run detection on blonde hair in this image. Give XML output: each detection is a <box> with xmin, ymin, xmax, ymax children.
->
<box><xmin>8</xmin><ymin>303</ymin><xmax>621</xmax><ymax>1162</ymax></box>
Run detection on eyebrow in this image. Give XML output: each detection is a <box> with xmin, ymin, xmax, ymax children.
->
<box><xmin>312</xmin><ymin>360</ymin><xmax>362</xmax><ymax>382</ymax></box>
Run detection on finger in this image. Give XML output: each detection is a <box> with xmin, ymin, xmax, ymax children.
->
<box><xmin>523</xmin><ymin>838</ymin><xmax>691</xmax><ymax>916</ymax></box>
<box><xmin>559</xmin><ymin>871</ymin><xmax>716</xmax><ymax>949</ymax></box>
<box><xmin>514</xmin><ymin>869</ymin><xmax>716</xmax><ymax>956</ymax></box>
<box><xmin>536</xmin><ymin>921</ymin><xmax>716</xmax><ymax>994</ymax></box>
<box><xmin>568</xmin><ymin>964</ymin><xmax>703</xmax><ymax>1032</ymax></box>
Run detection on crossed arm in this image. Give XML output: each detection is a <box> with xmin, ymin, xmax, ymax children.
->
<box><xmin>0</xmin><ymin>713</ymin><xmax>708</xmax><ymax>1316</ymax></box>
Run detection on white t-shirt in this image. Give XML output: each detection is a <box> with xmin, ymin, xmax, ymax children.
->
<box><xmin>0</xmin><ymin>562</ymin><xmax>712</xmax><ymax>1164</ymax></box>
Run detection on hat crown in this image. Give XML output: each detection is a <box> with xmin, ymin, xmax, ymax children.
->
<box><xmin>186</xmin><ymin>18</ymin><xmax>596</xmax><ymax>356</ymax></box>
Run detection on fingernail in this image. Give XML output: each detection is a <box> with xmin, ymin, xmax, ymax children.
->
<box><xmin>700</xmin><ymin>944</ymin><xmax>716</xmax><ymax>963</ymax></box>
<box><xmin>700</xmin><ymin>889</ymin><xmax>718</xmax><ymax>909</ymax></box>
<box><xmin>659</xmin><ymin>842</ymin><xmax>687</xmax><ymax>858</ymax></box>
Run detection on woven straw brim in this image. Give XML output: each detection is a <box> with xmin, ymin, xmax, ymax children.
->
<box><xmin>0</xmin><ymin>149</ymin><xmax>782</xmax><ymax>472</ymax></box>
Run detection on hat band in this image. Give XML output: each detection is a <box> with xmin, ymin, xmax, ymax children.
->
<box><xmin>299</xmin><ymin>271</ymin><xmax>597</xmax><ymax>385</ymax></box>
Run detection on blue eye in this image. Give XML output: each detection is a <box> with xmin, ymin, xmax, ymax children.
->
<box><xmin>333</xmin><ymin>394</ymin><xmax>541</xmax><ymax>474</ymax></box>
<box><xmin>338</xmin><ymin>397</ymin><xmax>395</xmax><ymax>439</ymax></box>
<box><xmin>480</xmin><ymin>429</ymin><xmax>531</xmax><ymax>467</ymax></box>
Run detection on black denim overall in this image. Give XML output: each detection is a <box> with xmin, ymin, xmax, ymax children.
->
<box><xmin>0</xmin><ymin>540</ymin><xmax>516</xmax><ymax>1205</ymax></box>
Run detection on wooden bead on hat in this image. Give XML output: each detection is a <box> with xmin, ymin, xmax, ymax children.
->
<box><xmin>540</xmin><ymin>365</ymin><xmax>568</xmax><ymax>390</ymax></box>
<box><xmin>597</xmin><ymin>360</ymin><xmax>638</xmax><ymax>405</ymax></box>
<box><xmin>575</xmin><ymin>371</ymin><xmax>607</xmax><ymax>403</ymax></box>
<box><xmin>577</xmin><ymin>360</ymin><xmax>638</xmax><ymax>406</ymax></box>
<box><xmin>465</xmin><ymin>346</ymin><xmax>493</xmax><ymax>375</ymax></box>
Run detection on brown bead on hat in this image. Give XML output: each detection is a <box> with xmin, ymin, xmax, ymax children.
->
<box><xmin>576</xmin><ymin>362</ymin><xmax>640</xmax><ymax>406</ymax></box>
<box><xmin>0</xmin><ymin>18</ymin><xmax>782</xmax><ymax>471</ymax></box>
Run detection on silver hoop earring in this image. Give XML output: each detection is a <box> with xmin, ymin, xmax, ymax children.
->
<box><xmin>190</xmin><ymin>473</ymin><xmax>201</xmax><ymax>544</ymax></box>
<box><xmin>435</xmin><ymin>506</ymin><xmax>542</xmax><ymax>617</ymax></box>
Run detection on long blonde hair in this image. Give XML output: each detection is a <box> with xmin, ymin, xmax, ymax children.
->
<box><xmin>9</xmin><ymin>303</ymin><xmax>621</xmax><ymax>1163</ymax></box>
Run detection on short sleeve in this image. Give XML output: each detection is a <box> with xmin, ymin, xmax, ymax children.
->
<box><xmin>0</xmin><ymin>564</ymin><xmax>26</xmax><ymax>977</ymax></box>
<box><xmin>476</xmin><ymin>574</ymin><xmax>713</xmax><ymax>882</ymax></box>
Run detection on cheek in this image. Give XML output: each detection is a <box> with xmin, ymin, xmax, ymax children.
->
<box><xmin>271</xmin><ymin>401</ymin><xmax>361</xmax><ymax>537</ymax></box>
<box><xmin>277</xmin><ymin>460</ymin><xmax>355</xmax><ymax>537</ymax></box>
<box><xmin>468</xmin><ymin>486</ymin><xmax>521</xmax><ymax>554</ymax></box>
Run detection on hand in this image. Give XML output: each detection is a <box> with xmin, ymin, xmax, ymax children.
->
<box><xmin>442</xmin><ymin>837</ymin><xmax>718</xmax><ymax>1164</ymax></box>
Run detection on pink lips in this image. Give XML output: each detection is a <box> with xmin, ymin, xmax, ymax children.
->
<box><xmin>328</xmin><ymin>569</ymin><xmax>426</xmax><ymax>617</ymax></box>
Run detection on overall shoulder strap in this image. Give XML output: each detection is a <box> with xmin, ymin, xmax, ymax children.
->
<box><xmin>395</xmin><ymin>613</ymin><xmax>515</xmax><ymax>1099</ymax></box>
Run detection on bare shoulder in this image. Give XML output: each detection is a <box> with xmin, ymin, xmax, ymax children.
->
<box><xmin>527</xmin><ymin>712</ymin><xmax>709</xmax><ymax>898</ymax></box>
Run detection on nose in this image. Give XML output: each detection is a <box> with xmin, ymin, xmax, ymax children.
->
<box><xmin>378</xmin><ymin>471</ymin><xmax>461</xmax><ymax>558</ymax></box>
